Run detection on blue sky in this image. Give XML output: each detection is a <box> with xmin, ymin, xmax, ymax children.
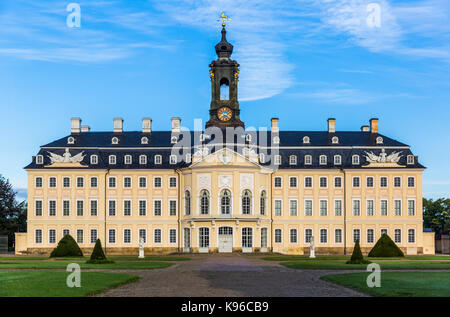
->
<box><xmin>0</xmin><ymin>0</ymin><xmax>449</xmax><ymax>200</ymax></box>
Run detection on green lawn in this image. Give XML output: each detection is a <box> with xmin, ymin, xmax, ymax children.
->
<box><xmin>262</xmin><ymin>255</ymin><xmax>450</xmax><ymax>261</ymax></box>
<box><xmin>0</xmin><ymin>260</ymin><xmax>173</xmax><ymax>270</ymax></box>
<box><xmin>0</xmin><ymin>271</ymin><xmax>138</xmax><ymax>297</ymax></box>
<box><xmin>322</xmin><ymin>272</ymin><xmax>450</xmax><ymax>297</ymax></box>
<box><xmin>281</xmin><ymin>260</ymin><xmax>450</xmax><ymax>270</ymax></box>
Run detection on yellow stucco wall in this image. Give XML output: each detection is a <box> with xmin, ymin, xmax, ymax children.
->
<box><xmin>423</xmin><ymin>232</ymin><xmax>435</xmax><ymax>255</ymax></box>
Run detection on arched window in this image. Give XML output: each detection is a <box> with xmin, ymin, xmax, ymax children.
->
<box><xmin>352</xmin><ymin>155</ymin><xmax>360</xmax><ymax>165</ymax></box>
<box><xmin>171</xmin><ymin>136</ymin><xmax>178</xmax><ymax>144</ymax></box>
<box><xmin>109</xmin><ymin>155</ymin><xmax>116</xmax><ymax>165</ymax></box>
<box><xmin>139</xmin><ymin>155</ymin><xmax>147</xmax><ymax>165</ymax></box>
<box><xmin>319</xmin><ymin>155</ymin><xmax>327</xmax><ymax>165</ymax></box>
<box><xmin>332</xmin><ymin>136</ymin><xmax>339</xmax><ymax>144</ymax></box>
<box><xmin>220</xmin><ymin>78</ymin><xmax>230</xmax><ymax>100</ymax></box>
<box><xmin>124</xmin><ymin>155</ymin><xmax>132</xmax><ymax>164</ymax></box>
<box><xmin>242</xmin><ymin>190</ymin><xmax>252</xmax><ymax>215</ymax></box>
<box><xmin>184</xmin><ymin>191</ymin><xmax>191</xmax><ymax>215</ymax></box>
<box><xmin>304</xmin><ymin>155</ymin><xmax>312</xmax><ymax>165</ymax></box>
<box><xmin>90</xmin><ymin>155</ymin><xmax>98</xmax><ymax>165</ymax></box>
<box><xmin>376</xmin><ymin>136</ymin><xmax>383</xmax><ymax>144</ymax></box>
<box><xmin>141</xmin><ymin>137</ymin><xmax>148</xmax><ymax>145</ymax></box>
<box><xmin>112</xmin><ymin>137</ymin><xmax>119</xmax><ymax>145</ymax></box>
<box><xmin>67</xmin><ymin>137</ymin><xmax>75</xmax><ymax>144</ymax></box>
<box><xmin>334</xmin><ymin>155</ymin><xmax>342</xmax><ymax>165</ymax></box>
<box><xmin>303</xmin><ymin>136</ymin><xmax>310</xmax><ymax>144</ymax></box>
<box><xmin>260</xmin><ymin>191</ymin><xmax>266</xmax><ymax>215</ymax></box>
<box><xmin>200</xmin><ymin>190</ymin><xmax>210</xmax><ymax>215</ymax></box>
<box><xmin>220</xmin><ymin>189</ymin><xmax>231</xmax><ymax>215</ymax></box>
<box><xmin>289</xmin><ymin>155</ymin><xmax>297</xmax><ymax>165</ymax></box>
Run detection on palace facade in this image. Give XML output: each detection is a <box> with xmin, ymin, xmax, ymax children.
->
<box><xmin>15</xmin><ymin>26</ymin><xmax>435</xmax><ymax>255</ymax></box>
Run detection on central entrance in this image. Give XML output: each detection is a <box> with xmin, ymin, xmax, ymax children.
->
<box><xmin>218</xmin><ymin>226</ymin><xmax>233</xmax><ymax>253</ymax></box>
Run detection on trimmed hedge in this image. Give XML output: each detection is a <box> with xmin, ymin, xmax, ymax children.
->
<box><xmin>346</xmin><ymin>240</ymin><xmax>371</xmax><ymax>264</ymax></box>
<box><xmin>86</xmin><ymin>239</ymin><xmax>114</xmax><ymax>264</ymax></box>
<box><xmin>368</xmin><ymin>234</ymin><xmax>404</xmax><ymax>257</ymax></box>
<box><xmin>50</xmin><ymin>235</ymin><xmax>83</xmax><ymax>257</ymax></box>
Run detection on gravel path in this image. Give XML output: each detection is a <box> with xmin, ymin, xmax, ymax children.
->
<box><xmin>96</xmin><ymin>255</ymin><xmax>368</xmax><ymax>297</ymax></box>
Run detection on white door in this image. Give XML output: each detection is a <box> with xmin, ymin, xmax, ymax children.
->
<box><xmin>199</xmin><ymin>227</ymin><xmax>210</xmax><ymax>253</ymax></box>
<box><xmin>260</xmin><ymin>228</ymin><xmax>268</xmax><ymax>252</ymax></box>
<box><xmin>242</xmin><ymin>227</ymin><xmax>253</xmax><ymax>253</ymax></box>
<box><xmin>183</xmin><ymin>228</ymin><xmax>191</xmax><ymax>253</ymax></box>
<box><xmin>218</xmin><ymin>227</ymin><xmax>233</xmax><ymax>253</ymax></box>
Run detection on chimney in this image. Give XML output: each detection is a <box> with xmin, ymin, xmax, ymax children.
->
<box><xmin>71</xmin><ymin>117</ymin><xmax>81</xmax><ymax>134</ymax></box>
<box><xmin>271</xmin><ymin>118</ymin><xmax>279</xmax><ymax>133</ymax></box>
<box><xmin>327</xmin><ymin>118</ymin><xmax>336</xmax><ymax>133</ymax></box>
<box><xmin>113</xmin><ymin>118</ymin><xmax>123</xmax><ymax>133</ymax></box>
<box><xmin>142</xmin><ymin>118</ymin><xmax>152</xmax><ymax>133</ymax></box>
<box><xmin>369</xmin><ymin>118</ymin><xmax>378</xmax><ymax>134</ymax></box>
<box><xmin>81</xmin><ymin>125</ymin><xmax>90</xmax><ymax>132</ymax></box>
<box><xmin>171</xmin><ymin>117</ymin><xmax>181</xmax><ymax>133</ymax></box>
<box><xmin>361</xmin><ymin>125</ymin><xmax>369</xmax><ymax>132</ymax></box>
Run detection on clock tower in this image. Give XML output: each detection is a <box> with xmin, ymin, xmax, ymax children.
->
<box><xmin>205</xmin><ymin>25</ymin><xmax>244</xmax><ymax>129</ymax></box>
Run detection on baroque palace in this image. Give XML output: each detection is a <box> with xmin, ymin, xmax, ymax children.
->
<box><xmin>16</xmin><ymin>25</ymin><xmax>435</xmax><ymax>256</ymax></box>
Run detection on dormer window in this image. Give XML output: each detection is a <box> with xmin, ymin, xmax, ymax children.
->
<box><xmin>376</xmin><ymin>136</ymin><xmax>383</xmax><ymax>144</ymax></box>
<box><xmin>259</xmin><ymin>153</ymin><xmax>265</xmax><ymax>164</ymax></box>
<box><xmin>331</xmin><ymin>136</ymin><xmax>339</xmax><ymax>144</ymax></box>
<box><xmin>141</xmin><ymin>137</ymin><xmax>149</xmax><ymax>145</ymax></box>
<box><xmin>170</xmin><ymin>155</ymin><xmax>177</xmax><ymax>164</ymax></box>
<box><xmin>36</xmin><ymin>155</ymin><xmax>44</xmax><ymax>165</ymax></box>
<box><xmin>352</xmin><ymin>154</ymin><xmax>360</xmax><ymax>165</ymax></box>
<box><xmin>334</xmin><ymin>155</ymin><xmax>342</xmax><ymax>165</ymax></box>
<box><xmin>319</xmin><ymin>155</ymin><xmax>327</xmax><ymax>165</ymax></box>
<box><xmin>303</xmin><ymin>136</ymin><xmax>310</xmax><ymax>144</ymax></box>
<box><xmin>90</xmin><ymin>155</ymin><xmax>98</xmax><ymax>165</ymax></box>
<box><xmin>109</xmin><ymin>155</ymin><xmax>116</xmax><ymax>165</ymax></box>
<box><xmin>304</xmin><ymin>155</ymin><xmax>312</xmax><ymax>165</ymax></box>
<box><xmin>154</xmin><ymin>155</ymin><xmax>162</xmax><ymax>165</ymax></box>
<box><xmin>185</xmin><ymin>153</ymin><xmax>192</xmax><ymax>163</ymax></box>
<box><xmin>67</xmin><ymin>137</ymin><xmax>75</xmax><ymax>144</ymax></box>
<box><xmin>407</xmin><ymin>155</ymin><xmax>414</xmax><ymax>165</ymax></box>
<box><xmin>124</xmin><ymin>155</ymin><xmax>132</xmax><ymax>165</ymax></box>
<box><xmin>289</xmin><ymin>155</ymin><xmax>297</xmax><ymax>165</ymax></box>
<box><xmin>274</xmin><ymin>155</ymin><xmax>281</xmax><ymax>165</ymax></box>
<box><xmin>199</xmin><ymin>134</ymin><xmax>205</xmax><ymax>142</ymax></box>
<box><xmin>245</xmin><ymin>134</ymin><xmax>252</xmax><ymax>142</ymax></box>
<box><xmin>171</xmin><ymin>136</ymin><xmax>178</xmax><ymax>144</ymax></box>
<box><xmin>273</xmin><ymin>136</ymin><xmax>280</xmax><ymax>144</ymax></box>
<box><xmin>139</xmin><ymin>155</ymin><xmax>147</xmax><ymax>165</ymax></box>
<box><xmin>112</xmin><ymin>137</ymin><xmax>119</xmax><ymax>145</ymax></box>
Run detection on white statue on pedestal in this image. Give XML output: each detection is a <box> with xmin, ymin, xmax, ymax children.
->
<box><xmin>309</xmin><ymin>236</ymin><xmax>315</xmax><ymax>258</ymax></box>
<box><xmin>138</xmin><ymin>238</ymin><xmax>145</xmax><ymax>259</ymax></box>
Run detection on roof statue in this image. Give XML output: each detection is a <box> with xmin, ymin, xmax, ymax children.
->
<box><xmin>364</xmin><ymin>148</ymin><xmax>402</xmax><ymax>163</ymax></box>
<box><xmin>48</xmin><ymin>148</ymin><xmax>85</xmax><ymax>163</ymax></box>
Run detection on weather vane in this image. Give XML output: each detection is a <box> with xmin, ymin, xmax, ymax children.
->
<box><xmin>218</xmin><ymin>12</ymin><xmax>232</xmax><ymax>27</ymax></box>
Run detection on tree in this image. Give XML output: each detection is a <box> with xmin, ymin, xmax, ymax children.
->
<box><xmin>346</xmin><ymin>240</ymin><xmax>370</xmax><ymax>264</ymax></box>
<box><xmin>50</xmin><ymin>234</ymin><xmax>83</xmax><ymax>257</ymax></box>
<box><xmin>368</xmin><ymin>233</ymin><xmax>404</xmax><ymax>257</ymax></box>
<box><xmin>423</xmin><ymin>198</ymin><xmax>450</xmax><ymax>235</ymax></box>
<box><xmin>86</xmin><ymin>239</ymin><xmax>114</xmax><ymax>264</ymax></box>
<box><xmin>0</xmin><ymin>175</ymin><xmax>27</xmax><ymax>249</ymax></box>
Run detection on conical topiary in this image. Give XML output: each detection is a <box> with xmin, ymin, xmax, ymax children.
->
<box><xmin>86</xmin><ymin>239</ymin><xmax>114</xmax><ymax>264</ymax></box>
<box><xmin>368</xmin><ymin>233</ymin><xmax>404</xmax><ymax>257</ymax></box>
<box><xmin>50</xmin><ymin>234</ymin><xmax>83</xmax><ymax>257</ymax></box>
<box><xmin>346</xmin><ymin>240</ymin><xmax>371</xmax><ymax>264</ymax></box>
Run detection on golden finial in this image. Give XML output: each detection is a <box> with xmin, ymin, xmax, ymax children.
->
<box><xmin>218</xmin><ymin>12</ymin><xmax>232</xmax><ymax>27</ymax></box>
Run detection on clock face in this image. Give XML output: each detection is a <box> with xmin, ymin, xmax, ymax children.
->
<box><xmin>218</xmin><ymin>107</ymin><xmax>233</xmax><ymax>121</ymax></box>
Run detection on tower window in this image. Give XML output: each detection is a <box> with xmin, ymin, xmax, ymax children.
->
<box><xmin>220</xmin><ymin>78</ymin><xmax>230</xmax><ymax>100</ymax></box>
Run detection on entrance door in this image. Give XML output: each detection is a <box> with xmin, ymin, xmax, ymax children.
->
<box><xmin>199</xmin><ymin>227</ymin><xmax>210</xmax><ymax>253</ymax></box>
<box><xmin>242</xmin><ymin>227</ymin><xmax>253</xmax><ymax>253</ymax></box>
<box><xmin>183</xmin><ymin>228</ymin><xmax>191</xmax><ymax>253</ymax></box>
<box><xmin>260</xmin><ymin>228</ymin><xmax>268</xmax><ymax>252</ymax></box>
<box><xmin>218</xmin><ymin>227</ymin><xmax>233</xmax><ymax>253</ymax></box>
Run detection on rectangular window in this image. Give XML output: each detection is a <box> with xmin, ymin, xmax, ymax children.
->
<box><xmin>90</xmin><ymin>177</ymin><xmax>98</xmax><ymax>188</ymax></box>
<box><xmin>35</xmin><ymin>177</ymin><xmax>43</xmax><ymax>188</ymax></box>
<box><xmin>394</xmin><ymin>199</ymin><xmax>402</xmax><ymax>216</ymax></box>
<box><xmin>108</xmin><ymin>177</ymin><xmax>116</xmax><ymax>188</ymax></box>
<box><xmin>49</xmin><ymin>177</ymin><xmax>57</xmax><ymax>188</ymax></box>
<box><xmin>274</xmin><ymin>229</ymin><xmax>282</xmax><ymax>243</ymax></box>
<box><xmin>139</xmin><ymin>177</ymin><xmax>147</xmax><ymax>188</ymax></box>
<box><xmin>124</xmin><ymin>229</ymin><xmax>131</xmax><ymax>244</ymax></box>
<box><xmin>320</xmin><ymin>229</ymin><xmax>327</xmax><ymax>244</ymax></box>
<box><xmin>334</xmin><ymin>200</ymin><xmax>342</xmax><ymax>216</ymax></box>
<box><xmin>380</xmin><ymin>177</ymin><xmax>388</xmax><ymax>188</ymax></box>
<box><xmin>289</xmin><ymin>177</ymin><xmax>297</xmax><ymax>188</ymax></box>
<box><xmin>169</xmin><ymin>200</ymin><xmax>177</xmax><ymax>216</ymax></box>
<box><xmin>319</xmin><ymin>177</ymin><xmax>327</xmax><ymax>188</ymax></box>
<box><xmin>274</xmin><ymin>200</ymin><xmax>282</xmax><ymax>216</ymax></box>
<box><xmin>353</xmin><ymin>229</ymin><xmax>361</xmax><ymax>243</ymax></box>
<box><xmin>366</xmin><ymin>177</ymin><xmax>374</xmax><ymax>188</ymax></box>
<box><xmin>35</xmin><ymin>200</ymin><xmax>43</xmax><ymax>216</ymax></box>
<box><xmin>169</xmin><ymin>229</ymin><xmax>177</xmax><ymax>243</ymax></box>
<box><xmin>352</xmin><ymin>177</ymin><xmax>360</xmax><ymax>188</ymax></box>
<box><xmin>49</xmin><ymin>200</ymin><xmax>56</xmax><ymax>216</ymax></box>
<box><xmin>124</xmin><ymin>177</ymin><xmax>132</xmax><ymax>188</ymax></box>
<box><xmin>154</xmin><ymin>177</ymin><xmax>162</xmax><ymax>188</ymax></box>
<box><xmin>76</xmin><ymin>229</ymin><xmax>83</xmax><ymax>244</ymax></box>
<box><xmin>353</xmin><ymin>200</ymin><xmax>360</xmax><ymax>216</ymax></box>
<box><xmin>90</xmin><ymin>229</ymin><xmax>97</xmax><ymax>244</ymax></box>
<box><xmin>381</xmin><ymin>228</ymin><xmax>388</xmax><ymax>236</ymax></box>
<box><xmin>154</xmin><ymin>200</ymin><xmax>162</xmax><ymax>216</ymax></box>
<box><xmin>274</xmin><ymin>177</ymin><xmax>282</xmax><ymax>188</ymax></box>
<box><xmin>304</xmin><ymin>177</ymin><xmax>312</xmax><ymax>188</ymax></box>
<box><xmin>319</xmin><ymin>200</ymin><xmax>327</xmax><ymax>216</ymax></box>
<box><xmin>381</xmin><ymin>200</ymin><xmax>388</xmax><ymax>216</ymax></box>
<box><xmin>334</xmin><ymin>177</ymin><xmax>342</xmax><ymax>188</ymax></box>
<box><xmin>63</xmin><ymin>200</ymin><xmax>70</xmax><ymax>216</ymax></box>
<box><xmin>139</xmin><ymin>200</ymin><xmax>147</xmax><ymax>216</ymax></box>
<box><xmin>123</xmin><ymin>200</ymin><xmax>131</xmax><ymax>216</ymax></box>
<box><xmin>407</xmin><ymin>200</ymin><xmax>415</xmax><ymax>216</ymax></box>
<box><xmin>35</xmin><ymin>229</ymin><xmax>42</xmax><ymax>243</ymax></box>
<box><xmin>108</xmin><ymin>200</ymin><xmax>116</xmax><ymax>216</ymax></box>
<box><xmin>63</xmin><ymin>177</ymin><xmax>70</xmax><ymax>188</ymax></box>
<box><xmin>289</xmin><ymin>200</ymin><xmax>297</xmax><ymax>216</ymax></box>
<box><xmin>304</xmin><ymin>200</ymin><xmax>313</xmax><ymax>216</ymax></box>
<box><xmin>394</xmin><ymin>177</ymin><xmax>401</xmax><ymax>187</ymax></box>
<box><xmin>407</xmin><ymin>177</ymin><xmax>415</xmax><ymax>187</ymax></box>
<box><xmin>290</xmin><ymin>229</ymin><xmax>297</xmax><ymax>243</ymax></box>
<box><xmin>76</xmin><ymin>200</ymin><xmax>84</xmax><ymax>216</ymax></box>
<box><xmin>305</xmin><ymin>229</ymin><xmax>313</xmax><ymax>243</ymax></box>
<box><xmin>154</xmin><ymin>229</ymin><xmax>162</xmax><ymax>243</ymax></box>
<box><xmin>108</xmin><ymin>229</ymin><xmax>116</xmax><ymax>243</ymax></box>
<box><xmin>76</xmin><ymin>177</ymin><xmax>84</xmax><ymax>188</ymax></box>
<box><xmin>169</xmin><ymin>177</ymin><xmax>177</xmax><ymax>188</ymax></box>
<box><xmin>90</xmin><ymin>200</ymin><xmax>97</xmax><ymax>216</ymax></box>
<box><xmin>367</xmin><ymin>229</ymin><xmax>374</xmax><ymax>243</ymax></box>
<box><xmin>394</xmin><ymin>229</ymin><xmax>401</xmax><ymax>243</ymax></box>
<box><xmin>49</xmin><ymin>229</ymin><xmax>56</xmax><ymax>244</ymax></box>
<box><xmin>367</xmin><ymin>200</ymin><xmax>374</xmax><ymax>216</ymax></box>
<box><xmin>408</xmin><ymin>229</ymin><xmax>415</xmax><ymax>243</ymax></box>
<box><xmin>139</xmin><ymin>229</ymin><xmax>147</xmax><ymax>243</ymax></box>
<box><xmin>335</xmin><ymin>229</ymin><xmax>342</xmax><ymax>243</ymax></box>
